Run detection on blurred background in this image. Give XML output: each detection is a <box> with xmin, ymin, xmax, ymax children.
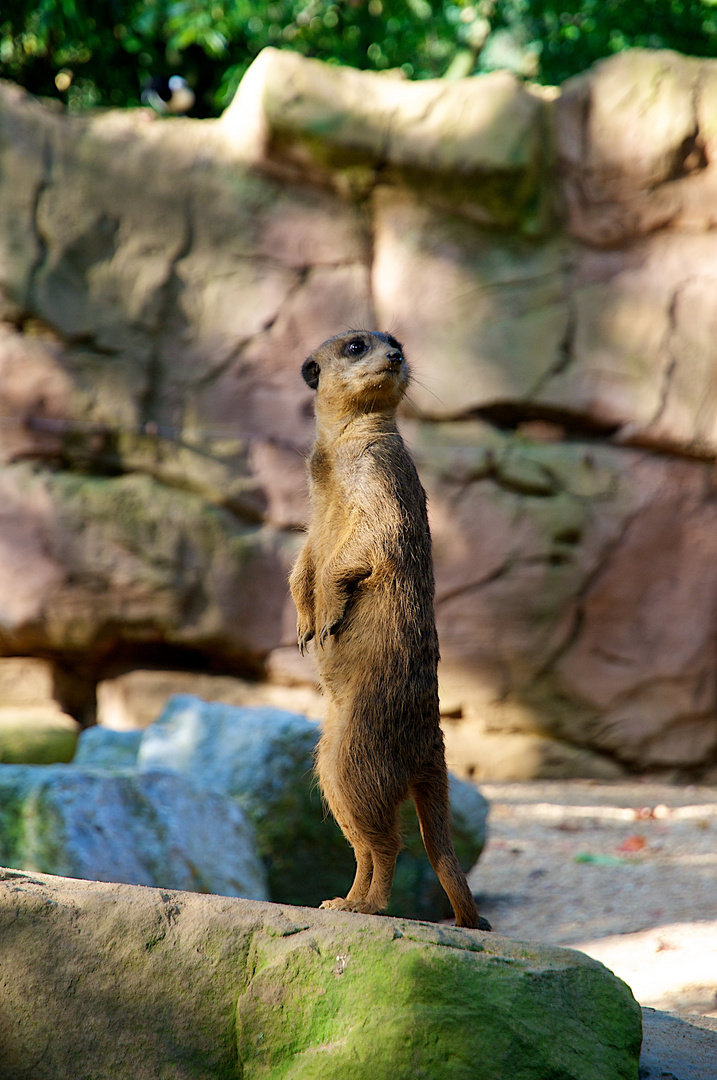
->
<box><xmin>1</xmin><ymin>2</ymin><xmax>717</xmax><ymax>1059</ymax></box>
<box><xmin>3</xmin><ymin>0</ymin><xmax>717</xmax><ymax>115</ymax></box>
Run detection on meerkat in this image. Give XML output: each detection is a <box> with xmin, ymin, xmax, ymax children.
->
<box><xmin>289</xmin><ymin>330</ymin><xmax>490</xmax><ymax>930</ymax></box>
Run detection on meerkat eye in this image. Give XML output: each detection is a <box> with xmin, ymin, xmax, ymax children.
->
<box><xmin>343</xmin><ymin>337</ymin><xmax>368</xmax><ymax>360</ymax></box>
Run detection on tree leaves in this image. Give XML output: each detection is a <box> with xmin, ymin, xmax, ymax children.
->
<box><xmin>2</xmin><ymin>0</ymin><xmax>717</xmax><ymax>116</ymax></box>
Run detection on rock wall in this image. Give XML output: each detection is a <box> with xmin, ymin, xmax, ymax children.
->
<box><xmin>2</xmin><ymin>47</ymin><xmax>717</xmax><ymax>778</ymax></box>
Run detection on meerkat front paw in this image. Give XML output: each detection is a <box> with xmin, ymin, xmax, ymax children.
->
<box><xmin>296</xmin><ymin>619</ymin><xmax>315</xmax><ymax>655</ymax></box>
<box><xmin>317</xmin><ymin>605</ymin><xmax>347</xmax><ymax>646</ymax></box>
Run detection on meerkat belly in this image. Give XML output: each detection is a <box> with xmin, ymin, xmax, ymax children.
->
<box><xmin>319</xmin><ymin>576</ymin><xmax>436</xmax><ymax>714</ymax></box>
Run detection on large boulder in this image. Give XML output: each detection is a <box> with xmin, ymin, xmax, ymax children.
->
<box><xmin>0</xmin><ymin>869</ymin><xmax>643</xmax><ymax>1080</ymax></box>
<box><xmin>0</xmin><ymin>764</ymin><xmax>268</xmax><ymax>899</ymax></box>
<box><xmin>75</xmin><ymin>695</ymin><xmax>489</xmax><ymax>920</ymax></box>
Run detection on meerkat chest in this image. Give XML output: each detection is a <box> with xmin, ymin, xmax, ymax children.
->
<box><xmin>309</xmin><ymin>477</ymin><xmax>365</xmax><ymax>570</ymax></box>
<box><xmin>309</xmin><ymin>444</ymin><xmax>395</xmax><ymax>567</ymax></box>
<box><xmin>310</xmin><ymin>442</ymin><xmax>369</xmax><ymax>519</ymax></box>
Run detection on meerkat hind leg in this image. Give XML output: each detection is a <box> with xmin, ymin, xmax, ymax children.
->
<box><xmin>320</xmin><ymin>809</ymin><xmax>401</xmax><ymax>916</ymax></box>
<box><xmin>412</xmin><ymin>774</ymin><xmax>490</xmax><ymax>931</ymax></box>
<box><xmin>362</xmin><ymin>835</ymin><xmax>401</xmax><ymax>913</ymax></box>
<box><xmin>320</xmin><ymin>843</ymin><xmax>374</xmax><ymax>912</ymax></box>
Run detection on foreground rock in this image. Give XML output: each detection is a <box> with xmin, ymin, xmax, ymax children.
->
<box><xmin>76</xmin><ymin>696</ymin><xmax>488</xmax><ymax>919</ymax></box>
<box><xmin>0</xmin><ymin>765</ymin><xmax>268</xmax><ymax>899</ymax></box>
<box><xmin>0</xmin><ymin>869</ymin><xmax>642</xmax><ymax>1080</ymax></box>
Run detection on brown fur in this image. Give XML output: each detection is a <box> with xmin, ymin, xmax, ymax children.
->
<box><xmin>289</xmin><ymin>330</ymin><xmax>489</xmax><ymax>930</ymax></box>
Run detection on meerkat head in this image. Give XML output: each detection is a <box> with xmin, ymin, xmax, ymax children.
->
<box><xmin>302</xmin><ymin>331</ymin><xmax>409</xmax><ymax>414</ymax></box>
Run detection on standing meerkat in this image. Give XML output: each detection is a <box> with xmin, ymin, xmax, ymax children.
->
<box><xmin>289</xmin><ymin>330</ymin><xmax>490</xmax><ymax>930</ymax></box>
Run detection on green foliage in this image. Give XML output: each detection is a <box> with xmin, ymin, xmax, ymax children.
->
<box><xmin>484</xmin><ymin>0</ymin><xmax>717</xmax><ymax>85</ymax></box>
<box><xmin>2</xmin><ymin>0</ymin><xmax>717</xmax><ymax>116</ymax></box>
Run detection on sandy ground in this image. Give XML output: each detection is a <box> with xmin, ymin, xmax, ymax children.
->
<box><xmin>468</xmin><ymin>780</ymin><xmax>717</xmax><ymax>1013</ymax></box>
<box><xmin>467</xmin><ymin>780</ymin><xmax>717</xmax><ymax>1077</ymax></box>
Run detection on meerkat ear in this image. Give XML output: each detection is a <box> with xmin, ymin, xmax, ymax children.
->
<box><xmin>302</xmin><ymin>359</ymin><xmax>320</xmax><ymax>390</ymax></box>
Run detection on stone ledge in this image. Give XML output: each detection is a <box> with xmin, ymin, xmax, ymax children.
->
<box><xmin>221</xmin><ymin>47</ymin><xmax>549</xmax><ymax>226</ymax></box>
<box><xmin>0</xmin><ymin>868</ymin><xmax>641</xmax><ymax>1079</ymax></box>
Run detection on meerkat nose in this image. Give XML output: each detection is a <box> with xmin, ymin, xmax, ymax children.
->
<box><xmin>386</xmin><ymin>349</ymin><xmax>402</xmax><ymax>366</ymax></box>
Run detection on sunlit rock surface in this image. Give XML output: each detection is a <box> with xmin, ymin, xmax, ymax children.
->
<box><xmin>1</xmin><ymin>47</ymin><xmax>717</xmax><ymax>775</ymax></box>
<box><xmin>0</xmin><ymin>869</ymin><xmax>642</xmax><ymax>1080</ymax></box>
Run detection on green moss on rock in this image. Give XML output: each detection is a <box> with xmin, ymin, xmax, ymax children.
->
<box><xmin>0</xmin><ymin>708</ymin><xmax>79</xmax><ymax>764</ymax></box>
<box><xmin>0</xmin><ymin>872</ymin><xmax>643</xmax><ymax>1080</ymax></box>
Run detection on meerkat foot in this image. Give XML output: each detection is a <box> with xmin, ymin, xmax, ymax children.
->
<box><xmin>320</xmin><ymin>897</ymin><xmax>382</xmax><ymax>915</ymax></box>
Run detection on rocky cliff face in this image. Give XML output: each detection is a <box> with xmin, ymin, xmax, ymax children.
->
<box><xmin>2</xmin><ymin>47</ymin><xmax>717</xmax><ymax>779</ymax></box>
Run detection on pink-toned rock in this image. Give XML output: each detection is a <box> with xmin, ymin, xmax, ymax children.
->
<box><xmin>193</xmin><ymin>262</ymin><xmax>372</xmax><ymax>448</ymax></box>
<box><xmin>372</xmin><ymin>187</ymin><xmax>570</xmax><ymax>418</ymax></box>
<box><xmin>534</xmin><ymin>234</ymin><xmax>717</xmax><ymax>453</ymax></box>
<box><xmin>0</xmin><ymin>465</ymin><xmax>293</xmax><ymax>665</ymax></box>
<box><xmin>411</xmin><ymin>422</ymin><xmax>717</xmax><ymax>771</ymax></box>
<box><xmin>554</xmin><ymin>460</ymin><xmax>717</xmax><ymax>766</ymax></box>
<box><xmin>558</xmin><ymin>50</ymin><xmax>717</xmax><ymax>244</ymax></box>
<box><xmin>2</xmin><ymin>50</ymin><xmax>717</xmax><ymax>776</ymax></box>
<box><xmin>0</xmin><ymin>322</ymin><xmax>72</xmax><ymax>465</ymax></box>
<box><xmin>0</xmin><ymin>466</ymin><xmax>64</xmax><ymax>634</ymax></box>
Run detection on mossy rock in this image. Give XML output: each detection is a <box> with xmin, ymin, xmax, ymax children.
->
<box><xmin>0</xmin><ymin>871</ymin><xmax>643</xmax><ymax>1080</ymax></box>
<box><xmin>0</xmin><ymin>707</ymin><xmax>79</xmax><ymax>764</ymax></box>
